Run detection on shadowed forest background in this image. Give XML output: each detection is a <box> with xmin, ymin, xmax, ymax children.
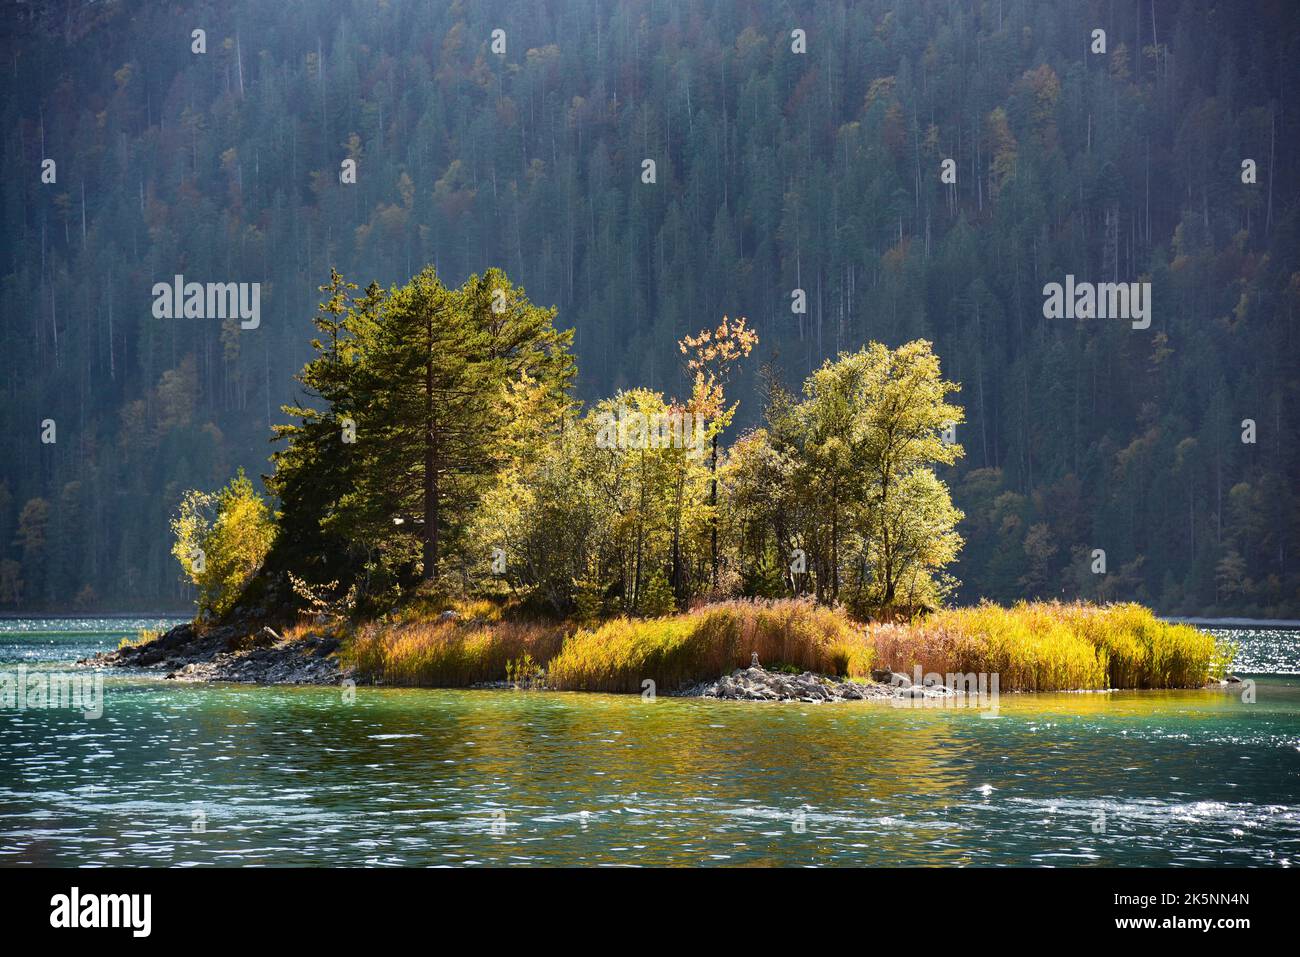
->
<box><xmin>1</xmin><ymin>0</ymin><xmax>1297</xmax><ymax>615</ymax></box>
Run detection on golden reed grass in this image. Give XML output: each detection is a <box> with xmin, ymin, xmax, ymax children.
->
<box><xmin>340</xmin><ymin>598</ymin><xmax>1229</xmax><ymax>693</ymax></box>
<box><xmin>868</xmin><ymin>601</ymin><xmax>1229</xmax><ymax>691</ymax></box>
<box><xmin>344</xmin><ymin>618</ymin><xmax>567</xmax><ymax>687</ymax></box>
<box><xmin>545</xmin><ymin>598</ymin><xmax>874</xmax><ymax>693</ymax></box>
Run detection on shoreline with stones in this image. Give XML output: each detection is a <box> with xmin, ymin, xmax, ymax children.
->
<box><xmin>84</xmin><ymin>620</ymin><xmax>965</xmax><ymax>701</ymax></box>
<box><xmin>86</xmin><ymin>618</ymin><xmax>1242</xmax><ymax>701</ymax></box>
<box><xmin>84</xmin><ymin>621</ymin><xmax>348</xmax><ymax>686</ymax></box>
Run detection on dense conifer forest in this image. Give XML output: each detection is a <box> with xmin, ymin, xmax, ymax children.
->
<box><xmin>2</xmin><ymin>0</ymin><xmax>1297</xmax><ymax>616</ymax></box>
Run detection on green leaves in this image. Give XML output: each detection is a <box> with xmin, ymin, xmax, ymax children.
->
<box><xmin>733</xmin><ymin>339</ymin><xmax>965</xmax><ymax>614</ymax></box>
<box><xmin>270</xmin><ymin>263</ymin><xmax>575</xmax><ymax>602</ymax></box>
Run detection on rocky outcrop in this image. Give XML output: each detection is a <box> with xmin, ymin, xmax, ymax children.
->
<box><xmin>84</xmin><ymin>621</ymin><xmax>348</xmax><ymax>686</ymax></box>
<box><xmin>680</xmin><ymin>666</ymin><xmax>957</xmax><ymax>703</ymax></box>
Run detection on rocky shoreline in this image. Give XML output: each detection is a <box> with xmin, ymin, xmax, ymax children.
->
<box><xmin>466</xmin><ymin>667</ymin><xmax>951</xmax><ymax>701</ymax></box>
<box><xmin>84</xmin><ymin>621</ymin><xmax>349</xmax><ymax>685</ymax></box>
<box><xmin>676</xmin><ymin>665</ymin><xmax>957</xmax><ymax>702</ymax></box>
<box><xmin>87</xmin><ymin>621</ymin><xmax>946</xmax><ymax>701</ymax></box>
<box><xmin>87</xmin><ymin>620</ymin><xmax>1240</xmax><ymax>700</ymax></box>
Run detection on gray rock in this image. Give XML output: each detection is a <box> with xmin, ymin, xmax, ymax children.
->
<box><xmin>691</xmin><ymin>664</ymin><xmax>899</xmax><ymax>703</ymax></box>
<box><xmin>250</xmin><ymin>626</ymin><xmax>281</xmax><ymax>648</ymax></box>
<box><xmin>87</xmin><ymin>618</ymin><xmax>347</xmax><ymax>686</ymax></box>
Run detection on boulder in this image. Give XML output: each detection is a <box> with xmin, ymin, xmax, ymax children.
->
<box><xmin>248</xmin><ymin>626</ymin><xmax>281</xmax><ymax>648</ymax></box>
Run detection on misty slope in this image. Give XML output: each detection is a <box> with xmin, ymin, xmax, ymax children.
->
<box><xmin>1</xmin><ymin>0</ymin><xmax>1297</xmax><ymax>614</ymax></box>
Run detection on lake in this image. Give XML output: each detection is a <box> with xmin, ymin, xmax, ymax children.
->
<box><xmin>1</xmin><ymin>618</ymin><xmax>1297</xmax><ymax>866</ymax></box>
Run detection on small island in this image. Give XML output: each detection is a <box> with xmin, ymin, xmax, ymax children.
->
<box><xmin>95</xmin><ymin>264</ymin><xmax>1234</xmax><ymax>701</ymax></box>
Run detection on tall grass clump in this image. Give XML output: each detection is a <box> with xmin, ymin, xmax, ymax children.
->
<box><xmin>1042</xmin><ymin>602</ymin><xmax>1226</xmax><ymax>688</ymax></box>
<box><xmin>339</xmin><ymin>598</ymin><xmax>1226</xmax><ymax>694</ymax></box>
<box><xmin>869</xmin><ymin>601</ymin><xmax>1229</xmax><ymax>691</ymax></box>
<box><xmin>118</xmin><ymin>627</ymin><xmax>160</xmax><ymax>650</ymax></box>
<box><xmin>546</xmin><ymin>598</ymin><xmax>873</xmax><ymax>693</ymax></box>
<box><xmin>344</xmin><ymin>619</ymin><xmax>566</xmax><ymax>687</ymax></box>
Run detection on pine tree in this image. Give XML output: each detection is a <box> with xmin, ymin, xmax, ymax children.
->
<box><xmin>299</xmin><ymin>265</ymin><xmax>575</xmax><ymax>587</ymax></box>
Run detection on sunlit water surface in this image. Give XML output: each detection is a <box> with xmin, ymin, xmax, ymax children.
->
<box><xmin>1</xmin><ymin>618</ymin><xmax>1297</xmax><ymax>866</ymax></box>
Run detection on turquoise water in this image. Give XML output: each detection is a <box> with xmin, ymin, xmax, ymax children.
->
<box><xmin>1</xmin><ymin>618</ymin><xmax>1298</xmax><ymax>867</ymax></box>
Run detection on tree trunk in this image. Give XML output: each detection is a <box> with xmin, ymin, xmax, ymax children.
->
<box><xmin>422</xmin><ymin>356</ymin><xmax>439</xmax><ymax>581</ymax></box>
<box><xmin>709</xmin><ymin>432</ymin><xmax>719</xmax><ymax>589</ymax></box>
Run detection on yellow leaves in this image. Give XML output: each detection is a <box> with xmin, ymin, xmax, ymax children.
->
<box><xmin>525</xmin><ymin>44</ymin><xmax>560</xmax><ymax>69</ymax></box>
<box><xmin>354</xmin><ymin>222</ymin><xmax>373</xmax><ymax>252</ymax></box>
<box><xmin>154</xmin><ymin>354</ymin><xmax>197</xmax><ymax>437</ymax></box>
<box><xmin>15</xmin><ymin>498</ymin><xmax>50</xmax><ymax>554</ymax></box>
<box><xmin>1113</xmin><ymin>427</ymin><xmax>1161</xmax><ymax>481</ymax></box>
<box><xmin>179</xmin><ymin>105</ymin><xmax>205</xmax><ymax>135</ymax></box>
<box><xmin>354</xmin><ymin>199</ymin><xmax>410</xmax><ymax>248</ymax></box>
<box><xmin>118</xmin><ymin>400</ymin><xmax>148</xmax><ymax>448</ymax></box>
<box><xmin>864</xmin><ymin>75</ymin><xmax>897</xmax><ymax>111</ymax></box>
<box><xmin>1017</xmin><ymin>64</ymin><xmax>1060</xmax><ymax>149</ymax></box>
<box><xmin>171</xmin><ymin>470</ymin><xmax>274</xmax><ymax>620</ymax></box>
<box><xmin>882</xmin><ymin>237</ymin><xmax>911</xmax><ymax>272</ymax></box>
<box><xmin>567</xmin><ymin>95</ymin><xmax>589</xmax><ymax>129</ymax></box>
<box><xmin>1231</xmin><ymin>289</ymin><xmax>1251</xmax><ymax>327</ymax></box>
<box><xmin>734</xmin><ymin>26</ymin><xmax>767</xmax><ymax>58</ymax></box>
<box><xmin>1149</xmin><ymin>330</ymin><xmax>1173</xmax><ymax>369</ymax></box>
<box><xmin>679</xmin><ymin>316</ymin><xmax>758</xmax><ymax>421</ymax></box>
<box><xmin>1021</xmin><ymin>63</ymin><xmax>1060</xmax><ymax>111</ymax></box>
<box><xmin>985</xmin><ymin>106</ymin><xmax>1018</xmax><ymax>196</ymax></box>
<box><xmin>1109</xmin><ymin>42</ymin><xmax>1130</xmax><ymax>81</ymax></box>
<box><xmin>679</xmin><ymin>315</ymin><xmax>758</xmax><ymax>376</ymax></box>
<box><xmin>433</xmin><ymin>160</ymin><xmax>476</xmax><ymax>219</ymax></box>
<box><xmin>922</xmin><ymin>122</ymin><xmax>940</xmax><ymax>155</ymax></box>
<box><xmin>51</xmin><ymin>192</ymin><xmax>74</xmax><ymax>231</ymax></box>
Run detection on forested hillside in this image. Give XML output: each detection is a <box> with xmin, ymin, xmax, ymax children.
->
<box><xmin>2</xmin><ymin>0</ymin><xmax>1297</xmax><ymax>615</ymax></box>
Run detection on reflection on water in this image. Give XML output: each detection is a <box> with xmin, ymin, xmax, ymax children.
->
<box><xmin>1</xmin><ymin>621</ymin><xmax>1298</xmax><ymax>866</ymax></box>
<box><xmin>1210</xmin><ymin>627</ymin><xmax>1300</xmax><ymax>675</ymax></box>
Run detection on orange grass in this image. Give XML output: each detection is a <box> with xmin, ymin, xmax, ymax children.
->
<box><xmin>344</xmin><ymin>618</ymin><xmax>567</xmax><ymax>687</ymax></box>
